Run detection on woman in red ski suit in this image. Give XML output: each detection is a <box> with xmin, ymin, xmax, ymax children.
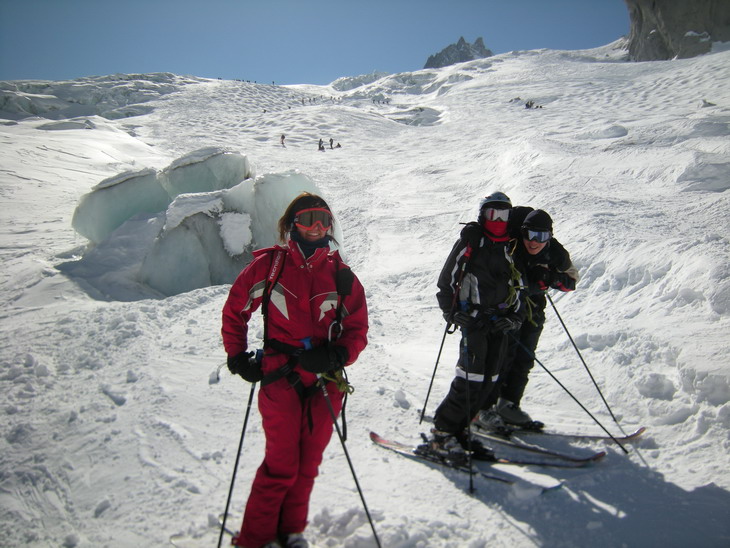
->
<box><xmin>221</xmin><ymin>193</ymin><xmax>368</xmax><ymax>548</ymax></box>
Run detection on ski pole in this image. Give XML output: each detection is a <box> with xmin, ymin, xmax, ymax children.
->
<box><xmin>508</xmin><ymin>333</ymin><xmax>629</xmax><ymax>454</ymax></box>
<box><xmin>419</xmin><ymin>321</ymin><xmax>452</xmax><ymax>424</ymax></box>
<box><xmin>218</xmin><ymin>381</ymin><xmax>257</xmax><ymax>548</ymax></box>
<box><xmin>316</xmin><ymin>376</ymin><xmax>382</xmax><ymax>548</ymax></box>
<box><xmin>546</xmin><ymin>293</ymin><xmax>622</xmax><ymax>428</ymax></box>
<box><xmin>461</xmin><ymin>332</ymin><xmax>476</xmax><ymax>494</ymax></box>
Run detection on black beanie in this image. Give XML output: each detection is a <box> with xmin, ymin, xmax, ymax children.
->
<box><xmin>522</xmin><ymin>209</ymin><xmax>553</xmax><ymax>232</ymax></box>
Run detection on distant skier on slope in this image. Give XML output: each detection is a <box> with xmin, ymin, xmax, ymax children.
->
<box><xmin>424</xmin><ymin>192</ymin><xmax>527</xmax><ymax>463</ymax></box>
<box><xmin>475</xmin><ymin>208</ymin><xmax>579</xmax><ymax>430</ymax></box>
<box><xmin>221</xmin><ymin>193</ymin><xmax>369</xmax><ymax>548</ymax></box>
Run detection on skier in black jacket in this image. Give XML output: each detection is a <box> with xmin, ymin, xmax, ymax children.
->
<box><xmin>477</xmin><ymin>208</ymin><xmax>579</xmax><ymax>429</ymax></box>
<box><xmin>424</xmin><ymin>192</ymin><xmax>527</xmax><ymax>462</ymax></box>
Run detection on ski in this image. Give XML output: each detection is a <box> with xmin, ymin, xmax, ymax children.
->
<box><xmin>371</xmin><ymin>431</ymin><xmax>513</xmax><ymax>483</ymax></box>
<box><xmin>370</xmin><ymin>432</ymin><xmax>565</xmax><ymax>492</ymax></box>
<box><xmin>472</xmin><ymin>425</ymin><xmax>606</xmax><ymax>463</ymax></box>
<box><xmin>508</xmin><ymin>425</ymin><xmax>647</xmax><ymax>443</ymax></box>
<box><xmin>371</xmin><ymin>431</ymin><xmax>593</xmax><ymax>470</ymax></box>
<box><xmin>422</xmin><ymin>412</ymin><xmax>645</xmax><ymax>444</ymax></box>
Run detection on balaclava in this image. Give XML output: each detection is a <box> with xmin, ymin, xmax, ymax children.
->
<box><xmin>478</xmin><ymin>192</ymin><xmax>512</xmax><ymax>241</ymax></box>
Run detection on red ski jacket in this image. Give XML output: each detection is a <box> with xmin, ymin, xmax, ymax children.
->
<box><xmin>221</xmin><ymin>239</ymin><xmax>368</xmax><ymax>387</ymax></box>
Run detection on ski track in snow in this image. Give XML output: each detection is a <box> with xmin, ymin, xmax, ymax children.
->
<box><xmin>1</xmin><ymin>42</ymin><xmax>730</xmax><ymax>547</ymax></box>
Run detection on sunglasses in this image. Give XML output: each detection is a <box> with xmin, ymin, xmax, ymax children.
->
<box><xmin>483</xmin><ymin>207</ymin><xmax>510</xmax><ymax>222</ymax></box>
<box><xmin>522</xmin><ymin>228</ymin><xmax>551</xmax><ymax>243</ymax></box>
<box><xmin>294</xmin><ymin>208</ymin><xmax>332</xmax><ymax>230</ymax></box>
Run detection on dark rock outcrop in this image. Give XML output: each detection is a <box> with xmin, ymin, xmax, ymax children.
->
<box><xmin>625</xmin><ymin>0</ymin><xmax>730</xmax><ymax>60</ymax></box>
<box><xmin>424</xmin><ymin>37</ymin><xmax>493</xmax><ymax>69</ymax></box>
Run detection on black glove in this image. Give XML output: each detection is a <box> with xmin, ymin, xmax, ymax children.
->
<box><xmin>448</xmin><ymin>311</ymin><xmax>475</xmax><ymax>328</ymax></box>
<box><xmin>492</xmin><ymin>315</ymin><xmax>522</xmax><ymax>333</ymax></box>
<box><xmin>447</xmin><ymin>311</ymin><xmax>491</xmax><ymax>330</ymax></box>
<box><xmin>459</xmin><ymin>222</ymin><xmax>483</xmax><ymax>249</ymax></box>
<box><xmin>299</xmin><ymin>344</ymin><xmax>349</xmax><ymax>374</ymax></box>
<box><xmin>529</xmin><ymin>266</ymin><xmax>553</xmax><ymax>291</ymax></box>
<box><xmin>551</xmin><ymin>271</ymin><xmax>577</xmax><ymax>291</ymax></box>
<box><xmin>227</xmin><ymin>351</ymin><xmax>263</xmax><ymax>382</ymax></box>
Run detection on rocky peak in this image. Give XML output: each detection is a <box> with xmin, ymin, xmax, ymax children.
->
<box><xmin>624</xmin><ymin>0</ymin><xmax>730</xmax><ymax>60</ymax></box>
<box><xmin>424</xmin><ymin>37</ymin><xmax>493</xmax><ymax>69</ymax></box>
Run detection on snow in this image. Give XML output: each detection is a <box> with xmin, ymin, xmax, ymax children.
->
<box><xmin>1</xmin><ymin>39</ymin><xmax>729</xmax><ymax>547</ymax></box>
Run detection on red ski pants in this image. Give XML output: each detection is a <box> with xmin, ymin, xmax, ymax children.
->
<box><xmin>235</xmin><ymin>380</ymin><xmax>343</xmax><ymax>548</ymax></box>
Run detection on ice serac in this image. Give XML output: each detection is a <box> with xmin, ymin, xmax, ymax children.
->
<box><xmin>71</xmin><ymin>168</ymin><xmax>169</xmax><ymax>245</ymax></box>
<box><xmin>0</xmin><ymin>72</ymin><xmax>197</xmax><ymax>121</ymax></box>
<box><xmin>71</xmin><ymin>148</ymin><xmax>253</xmax><ymax>244</ymax></box>
<box><xmin>331</xmin><ymin>71</ymin><xmax>390</xmax><ymax>91</ymax></box>
<box><xmin>67</xmin><ymin>149</ymin><xmax>337</xmax><ymax>299</ymax></box>
<box><xmin>424</xmin><ymin>37</ymin><xmax>493</xmax><ymax>69</ymax></box>
<box><xmin>138</xmin><ymin>170</ymin><xmax>339</xmax><ymax>297</ymax></box>
<box><xmin>159</xmin><ymin>147</ymin><xmax>252</xmax><ymax>199</ymax></box>
<box><xmin>624</xmin><ymin>0</ymin><xmax>730</xmax><ymax>60</ymax></box>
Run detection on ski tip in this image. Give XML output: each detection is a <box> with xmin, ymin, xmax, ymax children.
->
<box><xmin>369</xmin><ymin>431</ymin><xmax>381</xmax><ymax>442</ymax></box>
<box><xmin>616</xmin><ymin>426</ymin><xmax>646</xmax><ymax>442</ymax></box>
<box><xmin>593</xmin><ymin>451</ymin><xmax>608</xmax><ymax>461</ymax></box>
<box><xmin>542</xmin><ymin>482</ymin><xmax>564</xmax><ymax>493</ymax></box>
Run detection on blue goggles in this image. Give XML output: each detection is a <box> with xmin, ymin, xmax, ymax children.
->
<box><xmin>522</xmin><ymin>228</ymin><xmax>551</xmax><ymax>243</ymax></box>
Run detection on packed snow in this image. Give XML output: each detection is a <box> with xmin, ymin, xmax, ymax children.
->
<box><xmin>1</xmin><ymin>38</ymin><xmax>729</xmax><ymax>547</ymax></box>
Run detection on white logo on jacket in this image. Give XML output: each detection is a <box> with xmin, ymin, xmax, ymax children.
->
<box><xmin>318</xmin><ymin>292</ymin><xmax>338</xmax><ymax>321</ymax></box>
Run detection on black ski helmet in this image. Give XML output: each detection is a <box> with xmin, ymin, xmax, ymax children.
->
<box><xmin>478</xmin><ymin>191</ymin><xmax>511</xmax><ymax>222</ymax></box>
<box><xmin>522</xmin><ymin>209</ymin><xmax>553</xmax><ymax>232</ymax></box>
<box><xmin>481</xmin><ymin>191</ymin><xmax>511</xmax><ymax>208</ymax></box>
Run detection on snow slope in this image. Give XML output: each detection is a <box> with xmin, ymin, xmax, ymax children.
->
<box><xmin>1</xmin><ymin>39</ymin><xmax>729</xmax><ymax>547</ymax></box>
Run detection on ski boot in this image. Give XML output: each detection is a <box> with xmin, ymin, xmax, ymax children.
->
<box><xmin>457</xmin><ymin>430</ymin><xmax>496</xmax><ymax>462</ymax></box>
<box><xmin>473</xmin><ymin>408</ymin><xmax>513</xmax><ymax>437</ymax></box>
<box><xmin>417</xmin><ymin>429</ymin><xmax>469</xmax><ymax>467</ymax></box>
<box><xmin>496</xmin><ymin>398</ymin><xmax>544</xmax><ymax>431</ymax></box>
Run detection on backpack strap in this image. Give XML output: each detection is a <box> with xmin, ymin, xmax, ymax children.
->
<box><xmin>330</xmin><ymin>256</ymin><xmax>354</xmax><ymax>340</ymax></box>
<box><xmin>261</xmin><ymin>249</ymin><xmax>286</xmax><ymax>346</ymax></box>
<box><xmin>445</xmin><ymin>239</ymin><xmax>475</xmax><ymax>334</ymax></box>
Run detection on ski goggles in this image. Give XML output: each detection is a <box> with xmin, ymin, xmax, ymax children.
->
<box><xmin>522</xmin><ymin>228</ymin><xmax>552</xmax><ymax>243</ymax></box>
<box><xmin>482</xmin><ymin>207</ymin><xmax>510</xmax><ymax>222</ymax></box>
<box><xmin>294</xmin><ymin>208</ymin><xmax>332</xmax><ymax>230</ymax></box>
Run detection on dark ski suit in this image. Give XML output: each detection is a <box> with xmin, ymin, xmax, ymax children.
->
<box><xmin>497</xmin><ymin>236</ymin><xmax>577</xmax><ymax>405</ymax></box>
<box><xmin>433</xmin><ymin>222</ymin><xmax>526</xmax><ymax>434</ymax></box>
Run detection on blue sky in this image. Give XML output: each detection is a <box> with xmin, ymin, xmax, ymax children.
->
<box><xmin>0</xmin><ymin>0</ymin><xmax>630</xmax><ymax>85</ymax></box>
